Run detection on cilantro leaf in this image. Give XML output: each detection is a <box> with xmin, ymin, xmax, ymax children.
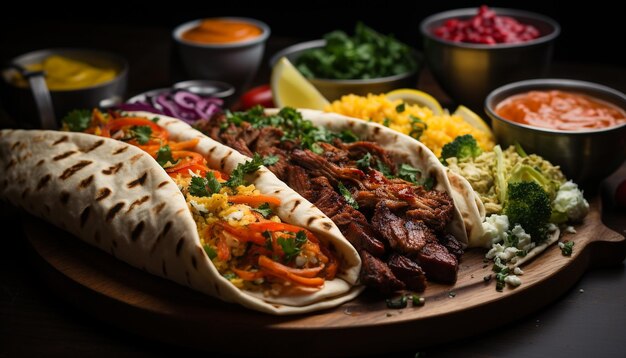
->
<box><xmin>383</xmin><ymin>118</ymin><xmax>390</xmax><ymax>127</ymax></box>
<box><xmin>376</xmin><ymin>160</ymin><xmax>394</xmax><ymax>177</ymax></box>
<box><xmin>338</xmin><ymin>182</ymin><xmax>359</xmax><ymax>209</ymax></box>
<box><xmin>206</xmin><ymin>171</ymin><xmax>221</xmax><ymax>194</ymax></box>
<box><xmin>155</xmin><ymin>145</ymin><xmax>179</xmax><ymax>168</ymax></box>
<box><xmin>189</xmin><ymin>176</ymin><xmax>210</xmax><ymax>197</ymax></box>
<box><xmin>397</xmin><ymin>164</ymin><xmax>421</xmax><ymax>183</ymax></box>
<box><xmin>224</xmin><ymin>153</ymin><xmax>265</xmax><ymax>188</ymax></box>
<box><xmin>252</xmin><ymin>203</ymin><xmax>273</xmax><ymax>218</ymax></box>
<box><xmin>356</xmin><ymin>153</ymin><xmax>372</xmax><ymax>170</ymax></box>
<box><xmin>396</xmin><ymin>103</ymin><xmax>406</xmax><ymax>113</ymax></box>
<box><xmin>409</xmin><ymin>115</ymin><xmax>427</xmax><ymax>139</ymax></box>
<box><xmin>151</xmin><ymin>117</ymin><xmax>160</xmax><ymax>123</ymax></box>
<box><xmin>338</xmin><ymin>130</ymin><xmax>359</xmax><ymax>143</ymax></box>
<box><xmin>62</xmin><ymin>109</ymin><xmax>91</xmax><ymax>132</ymax></box>
<box><xmin>203</xmin><ymin>244</ymin><xmax>217</xmax><ymax>260</ymax></box>
<box><xmin>263</xmin><ymin>155</ymin><xmax>279</xmax><ymax>166</ymax></box>
<box><xmin>278</xmin><ymin>231</ymin><xmax>308</xmax><ymax>262</ymax></box>
<box><xmin>131</xmin><ymin>125</ymin><xmax>152</xmax><ymax>144</ymax></box>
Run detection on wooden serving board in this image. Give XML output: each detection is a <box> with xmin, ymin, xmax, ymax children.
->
<box><xmin>23</xmin><ymin>197</ymin><xmax>624</xmax><ymax>357</ymax></box>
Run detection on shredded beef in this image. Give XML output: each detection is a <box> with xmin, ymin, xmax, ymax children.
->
<box><xmin>371</xmin><ymin>202</ymin><xmax>435</xmax><ymax>255</ymax></box>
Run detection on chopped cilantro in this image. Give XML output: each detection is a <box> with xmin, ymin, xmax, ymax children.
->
<box><xmin>130</xmin><ymin>125</ymin><xmax>152</xmax><ymax>144</ymax></box>
<box><xmin>310</xmin><ymin>143</ymin><xmax>324</xmax><ymax>154</ymax></box>
<box><xmin>383</xmin><ymin>118</ymin><xmax>391</xmax><ymax>127</ymax></box>
<box><xmin>262</xmin><ymin>230</ymin><xmax>273</xmax><ymax>251</ymax></box>
<box><xmin>62</xmin><ymin>109</ymin><xmax>91</xmax><ymax>132</ymax></box>
<box><xmin>263</xmin><ymin>154</ymin><xmax>279</xmax><ymax>166</ymax></box>
<box><xmin>151</xmin><ymin>117</ymin><xmax>160</xmax><ymax>123</ymax></box>
<box><xmin>189</xmin><ymin>176</ymin><xmax>210</xmax><ymax>197</ymax></box>
<box><xmin>224</xmin><ymin>153</ymin><xmax>266</xmax><ymax>188</ymax></box>
<box><xmin>277</xmin><ymin>231</ymin><xmax>308</xmax><ymax>262</ymax></box>
<box><xmin>338</xmin><ymin>182</ymin><xmax>359</xmax><ymax>209</ymax></box>
<box><xmin>356</xmin><ymin>153</ymin><xmax>372</xmax><ymax>170</ymax></box>
<box><xmin>396</xmin><ymin>103</ymin><xmax>405</xmax><ymax>113</ymax></box>
<box><xmin>252</xmin><ymin>203</ymin><xmax>273</xmax><ymax>218</ymax></box>
<box><xmin>155</xmin><ymin>145</ymin><xmax>179</xmax><ymax>168</ymax></box>
<box><xmin>222</xmin><ymin>272</ymin><xmax>237</xmax><ymax>280</ymax></box>
<box><xmin>376</xmin><ymin>161</ymin><xmax>394</xmax><ymax>177</ymax></box>
<box><xmin>206</xmin><ymin>172</ymin><xmax>221</xmax><ymax>194</ymax></box>
<box><xmin>398</xmin><ymin>164</ymin><xmax>421</xmax><ymax>183</ymax></box>
<box><xmin>560</xmin><ymin>241</ymin><xmax>575</xmax><ymax>256</ymax></box>
<box><xmin>203</xmin><ymin>244</ymin><xmax>217</xmax><ymax>260</ymax></box>
<box><xmin>409</xmin><ymin>115</ymin><xmax>427</xmax><ymax>139</ymax></box>
<box><xmin>338</xmin><ymin>130</ymin><xmax>359</xmax><ymax>143</ymax></box>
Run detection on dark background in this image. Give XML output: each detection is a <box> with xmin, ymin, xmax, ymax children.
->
<box><xmin>1</xmin><ymin>1</ymin><xmax>624</xmax><ymax>67</ymax></box>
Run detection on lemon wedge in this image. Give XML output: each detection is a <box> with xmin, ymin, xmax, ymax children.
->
<box><xmin>453</xmin><ymin>105</ymin><xmax>494</xmax><ymax>140</ymax></box>
<box><xmin>270</xmin><ymin>57</ymin><xmax>329</xmax><ymax>110</ymax></box>
<box><xmin>386</xmin><ymin>89</ymin><xmax>444</xmax><ymax>115</ymax></box>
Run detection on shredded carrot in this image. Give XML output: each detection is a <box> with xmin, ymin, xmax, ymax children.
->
<box><xmin>217</xmin><ymin>234</ymin><xmax>231</xmax><ymax>261</ymax></box>
<box><xmin>258</xmin><ymin>255</ymin><xmax>325</xmax><ymax>287</ymax></box>
<box><xmin>232</xmin><ymin>268</ymin><xmax>265</xmax><ymax>281</ymax></box>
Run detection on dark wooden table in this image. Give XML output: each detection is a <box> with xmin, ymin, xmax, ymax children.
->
<box><xmin>1</xmin><ymin>24</ymin><xmax>625</xmax><ymax>358</ymax></box>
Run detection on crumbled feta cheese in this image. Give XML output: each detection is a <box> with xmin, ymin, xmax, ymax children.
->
<box><xmin>552</xmin><ymin>180</ymin><xmax>589</xmax><ymax>222</ymax></box>
<box><xmin>188</xmin><ymin>169</ymin><xmax>200</xmax><ymax>177</ymax></box>
<box><xmin>513</xmin><ymin>267</ymin><xmax>524</xmax><ymax>275</ymax></box>
<box><xmin>505</xmin><ymin>275</ymin><xmax>522</xmax><ymax>287</ymax></box>
<box><xmin>225</xmin><ymin>210</ymin><xmax>244</xmax><ymax>221</ymax></box>
<box><xmin>482</xmin><ymin>214</ymin><xmax>510</xmax><ymax>246</ymax></box>
<box><xmin>189</xmin><ymin>200</ymin><xmax>208</xmax><ymax>214</ymax></box>
<box><xmin>564</xmin><ymin>226</ymin><xmax>577</xmax><ymax>234</ymax></box>
<box><xmin>295</xmin><ymin>256</ymin><xmax>307</xmax><ymax>267</ymax></box>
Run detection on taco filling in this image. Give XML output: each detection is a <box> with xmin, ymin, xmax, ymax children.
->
<box><xmin>63</xmin><ymin>109</ymin><xmax>338</xmax><ymax>295</ymax></box>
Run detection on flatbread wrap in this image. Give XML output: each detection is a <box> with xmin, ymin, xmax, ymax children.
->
<box><xmin>191</xmin><ymin>107</ymin><xmax>486</xmax><ymax>294</ymax></box>
<box><xmin>0</xmin><ymin>111</ymin><xmax>362</xmax><ymax>315</ymax></box>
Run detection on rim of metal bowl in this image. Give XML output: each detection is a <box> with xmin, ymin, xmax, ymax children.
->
<box><xmin>485</xmin><ymin>78</ymin><xmax>626</xmax><ymax>135</ymax></box>
<box><xmin>269</xmin><ymin>39</ymin><xmax>420</xmax><ymax>84</ymax></box>
<box><xmin>4</xmin><ymin>48</ymin><xmax>128</xmax><ymax>92</ymax></box>
<box><xmin>420</xmin><ymin>7</ymin><xmax>561</xmax><ymax>50</ymax></box>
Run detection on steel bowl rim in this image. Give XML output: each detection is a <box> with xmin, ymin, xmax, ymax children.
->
<box><xmin>3</xmin><ymin>47</ymin><xmax>128</xmax><ymax>92</ymax></box>
<box><xmin>172</xmin><ymin>17</ymin><xmax>271</xmax><ymax>49</ymax></box>
<box><xmin>485</xmin><ymin>78</ymin><xmax>626</xmax><ymax>135</ymax></box>
<box><xmin>420</xmin><ymin>7</ymin><xmax>561</xmax><ymax>50</ymax></box>
<box><xmin>269</xmin><ymin>39</ymin><xmax>420</xmax><ymax>84</ymax></box>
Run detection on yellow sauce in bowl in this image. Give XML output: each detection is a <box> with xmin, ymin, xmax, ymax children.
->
<box><xmin>181</xmin><ymin>19</ymin><xmax>262</xmax><ymax>44</ymax></box>
<box><xmin>12</xmin><ymin>55</ymin><xmax>117</xmax><ymax>91</ymax></box>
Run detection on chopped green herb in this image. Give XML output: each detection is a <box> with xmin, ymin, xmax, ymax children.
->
<box><xmin>448</xmin><ymin>291</ymin><xmax>456</xmax><ymax>298</ymax></box>
<box><xmin>338</xmin><ymin>130</ymin><xmax>359</xmax><ymax>143</ymax></box>
<box><xmin>396</xmin><ymin>103</ymin><xmax>406</xmax><ymax>113</ymax></box>
<box><xmin>356</xmin><ymin>153</ymin><xmax>372</xmax><ymax>170</ymax></box>
<box><xmin>376</xmin><ymin>161</ymin><xmax>394</xmax><ymax>177</ymax></box>
<box><xmin>409</xmin><ymin>115</ymin><xmax>427</xmax><ymax>139</ymax></box>
<box><xmin>62</xmin><ymin>109</ymin><xmax>92</xmax><ymax>132</ymax></box>
<box><xmin>252</xmin><ymin>203</ymin><xmax>273</xmax><ymax>218</ymax></box>
<box><xmin>338</xmin><ymin>182</ymin><xmax>359</xmax><ymax>209</ymax></box>
<box><xmin>263</xmin><ymin>154</ymin><xmax>279</xmax><ymax>166</ymax></box>
<box><xmin>206</xmin><ymin>171</ymin><xmax>221</xmax><ymax>194</ymax></box>
<box><xmin>560</xmin><ymin>241</ymin><xmax>575</xmax><ymax>256</ymax></box>
<box><xmin>203</xmin><ymin>244</ymin><xmax>217</xmax><ymax>260</ymax></box>
<box><xmin>495</xmin><ymin>267</ymin><xmax>510</xmax><ymax>292</ymax></box>
<box><xmin>310</xmin><ymin>143</ymin><xmax>324</xmax><ymax>154</ymax></box>
<box><xmin>411</xmin><ymin>295</ymin><xmax>425</xmax><ymax>306</ymax></box>
<box><xmin>155</xmin><ymin>145</ymin><xmax>179</xmax><ymax>168</ymax></box>
<box><xmin>151</xmin><ymin>117</ymin><xmax>160</xmax><ymax>123</ymax></box>
<box><xmin>386</xmin><ymin>295</ymin><xmax>408</xmax><ymax>309</ymax></box>
<box><xmin>222</xmin><ymin>272</ymin><xmax>237</xmax><ymax>280</ymax></box>
<box><xmin>262</xmin><ymin>230</ymin><xmax>273</xmax><ymax>251</ymax></box>
<box><xmin>398</xmin><ymin>164</ymin><xmax>421</xmax><ymax>183</ymax></box>
<box><xmin>130</xmin><ymin>125</ymin><xmax>152</xmax><ymax>144</ymax></box>
<box><xmin>224</xmin><ymin>153</ymin><xmax>266</xmax><ymax>188</ymax></box>
<box><xmin>483</xmin><ymin>274</ymin><xmax>492</xmax><ymax>282</ymax></box>
<box><xmin>383</xmin><ymin>118</ymin><xmax>391</xmax><ymax>127</ymax></box>
<box><xmin>189</xmin><ymin>176</ymin><xmax>210</xmax><ymax>197</ymax></box>
<box><xmin>277</xmin><ymin>231</ymin><xmax>308</xmax><ymax>262</ymax></box>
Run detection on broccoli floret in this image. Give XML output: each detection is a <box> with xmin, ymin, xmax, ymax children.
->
<box><xmin>508</xmin><ymin>163</ymin><xmax>559</xmax><ymax>199</ymax></box>
<box><xmin>504</xmin><ymin>181</ymin><xmax>551</xmax><ymax>243</ymax></box>
<box><xmin>440</xmin><ymin>134</ymin><xmax>483</xmax><ymax>164</ymax></box>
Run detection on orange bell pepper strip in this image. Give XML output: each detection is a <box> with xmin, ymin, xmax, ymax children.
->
<box><xmin>232</xmin><ymin>268</ymin><xmax>265</xmax><ymax>281</ymax></box>
<box><xmin>218</xmin><ymin>223</ymin><xmax>266</xmax><ymax>246</ymax></box>
<box><xmin>227</xmin><ymin>195</ymin><xmax>281</xmax><ymax>207</ymax></box>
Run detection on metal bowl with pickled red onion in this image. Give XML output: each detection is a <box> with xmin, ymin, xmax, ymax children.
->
<box><xmin>121</xmin><ymin>81</ymin><xmax>233</xmax><ymax>123</ymax></box>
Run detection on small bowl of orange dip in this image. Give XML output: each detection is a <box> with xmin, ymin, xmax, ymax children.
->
<box><xmin>173</xmin><ymin>18</ymin><xmax>270</xmax><ymax>94</ymax></box>
<box><xmin>485</xmin><ymin>79</ymin><xmax>626</xmax><ymax>184</ymax></box>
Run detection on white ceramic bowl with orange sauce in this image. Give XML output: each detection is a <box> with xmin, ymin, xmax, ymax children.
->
<box><xmin>485</xmin><ymin>79</ymin><xmax>626</xmax><ymax>185</ymax></box>
<box><xmin>172</xmin><ymin>17</ymin><xmax>270</xmax><ymax>95</ymax></box>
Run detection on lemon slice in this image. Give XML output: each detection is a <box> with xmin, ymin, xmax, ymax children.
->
<box><xmin>453</xmin><ymin>105</ymin><xmax>494</xmax><ymax>140</ymax></box>
<box><xmin>270</xmin><ymin>57</ymin><xmax>329</xmax><ymax>110</ymax></box>
<box><xmin>386</xmin><ymin>89</ymin><xmax>444</xmax><ymax>115</ymax></box>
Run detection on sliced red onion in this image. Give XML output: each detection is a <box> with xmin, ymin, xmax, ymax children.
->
<box><xmin>121</xmin><ymin>89</ymin><xmax>223</xmax><ymax>123</ymax></box>
<box><xmin>174</xmin><ymin>91</ymin><xmax>202</xmax><ymax>109</ymax></box>
<box><xmin>117</xmin><ymin>103</ymin><xmax>163</xmax><ymax>114</ymax></box>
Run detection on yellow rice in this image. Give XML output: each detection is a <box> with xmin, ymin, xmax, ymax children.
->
<box><xmin>325</xmin><ymin>94</ymin><xmax>494</xmax><ymax>157</ymax></box>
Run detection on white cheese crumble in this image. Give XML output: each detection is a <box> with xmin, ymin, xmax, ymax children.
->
<box><xmin>504</xmin><ymin>275</ymin><xmax>522</xmax><ymax>287</ymax></box>
<box><xmin>189</xmin><ymin>200</ymin><xmax>208</xmax><ymax>214</ymax></box>
<box><xmin>225</xmin><ymin>210</ymin><xmax>244</xmax><ymax>221</ymax></box>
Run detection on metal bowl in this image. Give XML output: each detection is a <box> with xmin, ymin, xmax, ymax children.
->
<box><xmin>420</xmin><ymin>8</ymin><xmax>560</xmax><ymax>111</ymax></box>
<box><xmin>485</xmin><ymin>79</ymin><xmax>626</xmax><ymax>185</ymax></box>
<box><xmin>0</xmin><ymin>48</ymin><xmax>128</xmax><ymax>128</ymax></box>
<box><xmin>270</xmin><ymin>39</ymin><xmax>422</xmax><ymax>101</ymax></box>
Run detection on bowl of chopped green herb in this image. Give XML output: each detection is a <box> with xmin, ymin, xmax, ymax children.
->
<box><xmin>270</xmin><ymin>23</ymin><xmax>422</xmax><ymax>101</ymax></box>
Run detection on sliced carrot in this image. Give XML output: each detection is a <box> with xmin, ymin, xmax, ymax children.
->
<box><xmin>227</xmin><ymin>195</ymin><xmax>281</xmax><ymax>207</ymax></box>
<box><xmin>164</xmin><ymin>151</ymin><xmax>205</xmax><ymax>173</ymax></box>
<box><xmin>219</xmin><ymin>223</ymin><xmax>266</xmax><ymax>245</ymax></box>
<box><xmin>232</xmin><ymin>268</ymin><xmax>265</xmax><ymax>281</ymax></box>
<box><xmin>247</xmin><ymin>222</ymin><xmax>319</xmax><ymax>243</ymax></box>
<box><xmin>258</xmin><ymin>255</ymin><xmax>324</xmax><ymax>287</ymax></box>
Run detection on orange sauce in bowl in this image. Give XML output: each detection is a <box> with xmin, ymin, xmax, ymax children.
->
<box><xmin>182</xmin><ymin>19</ymin><xmax>262</xmax><ymax>44</ymax></box>
<box><xmin>495</xmin><ymin>90</ymin><xmax>626</xmax><ymax>130</ymax></box>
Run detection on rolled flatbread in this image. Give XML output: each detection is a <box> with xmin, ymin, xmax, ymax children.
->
<box><xmin>0</xmin><ymin>117</ymin><xmax>362</xmax><ymax>315</ymax></box>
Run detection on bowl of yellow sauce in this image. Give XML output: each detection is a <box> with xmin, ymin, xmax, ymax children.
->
<box><xmin>1</xmin><ymin>48</ymin><xmax>127</xmax><ymax>128</ymax></box>
<box><xmin>173</xmin><ymin>18</ymin><xmax>270</xmax><ymax>95</ymax></box>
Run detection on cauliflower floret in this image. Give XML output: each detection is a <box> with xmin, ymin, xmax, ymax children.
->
<box><xmin>482</xmin><ymin>214</ymin><xmax>510</xmax><ymax>246</ymax></box>
<box><xmin>552</xmin><ymin>180</ymin><xmax>589</xmax><ymax>222</ymax></box>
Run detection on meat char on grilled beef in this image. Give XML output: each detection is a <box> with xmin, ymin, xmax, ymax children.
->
<box><xmin>198</xmin><ymin>108</ymin><xmax>463</xmax><ymax>295</ymax></box>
